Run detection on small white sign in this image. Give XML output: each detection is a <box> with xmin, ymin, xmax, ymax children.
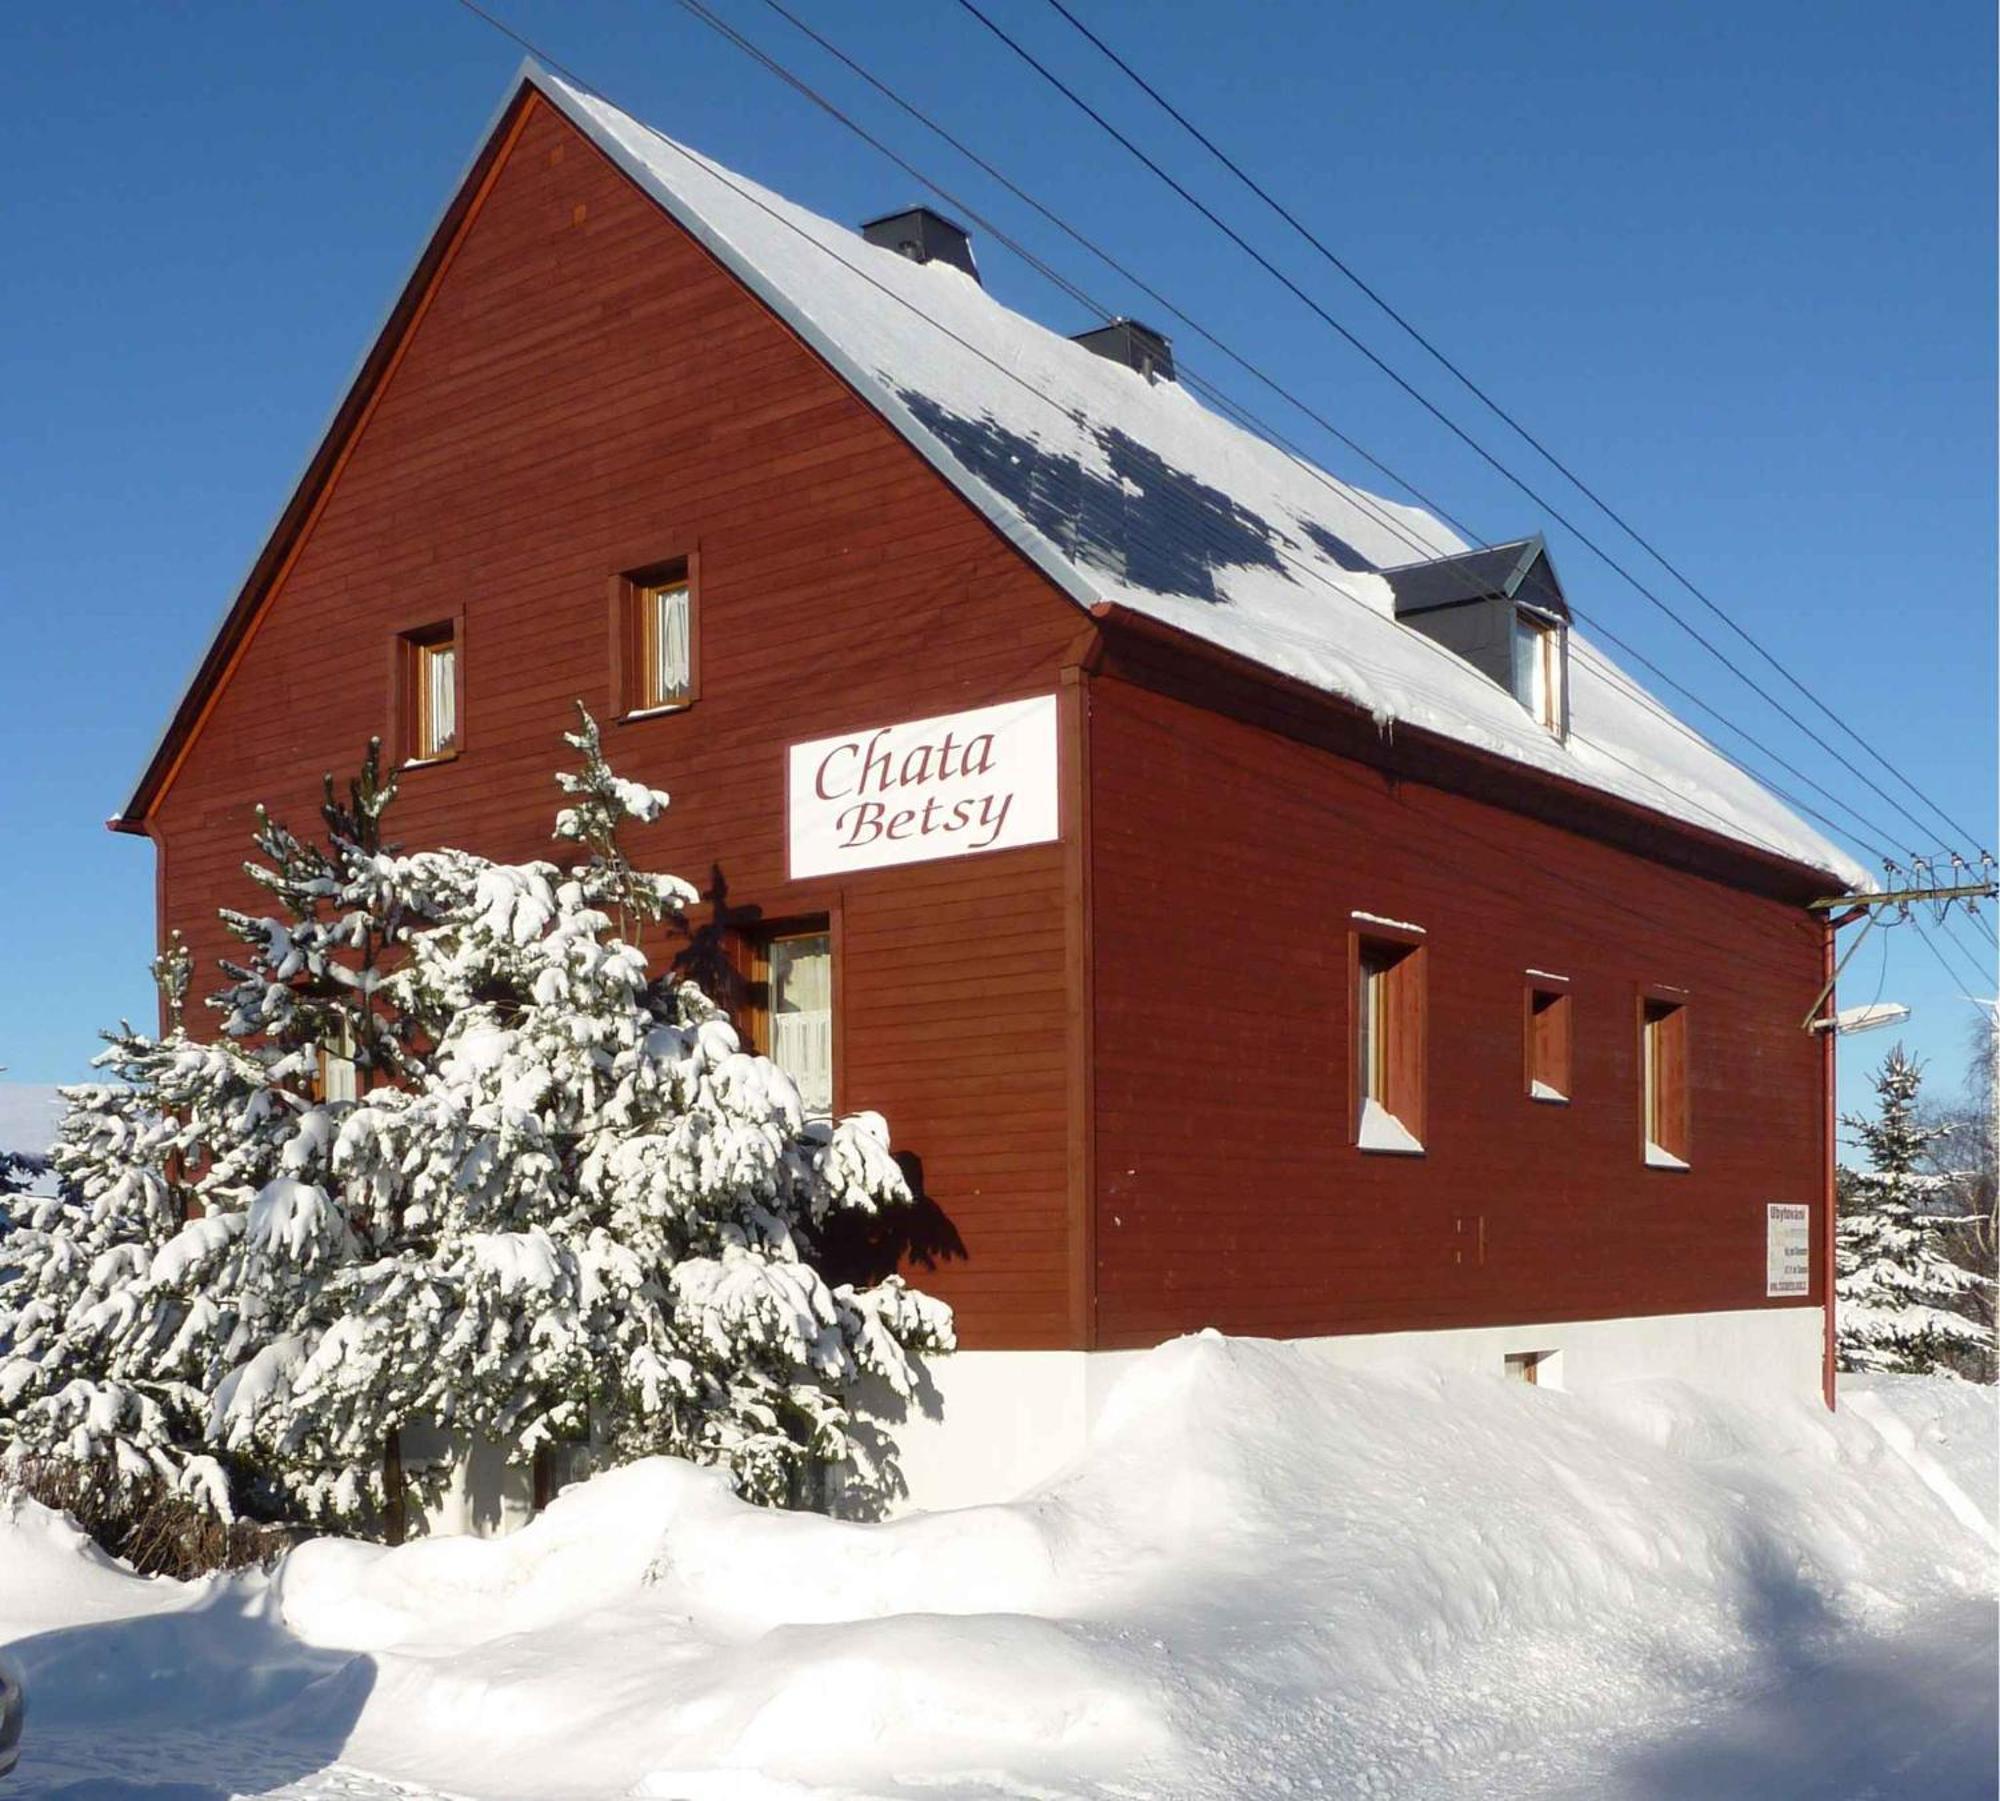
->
<box><xmin>788</xmin><ymin>694</ymin><xmax>1060</xmax><ymax>880</ymax></box>
<box><xmin>1766</xmin><ymin>1203</ymin><xmax>1811</xmax><ymax>1298</ymax></box>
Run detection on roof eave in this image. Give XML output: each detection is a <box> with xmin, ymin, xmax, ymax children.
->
<box><xmin>111</xmin><ymin>68</ymin><xmax>551</xmax><ymax>833</ymax></box>
<box><xmin>112</xmin><ymin>62</ymin><xmax>1108</xmax><ymax>839</ymax></box>
<box><xmin>1090</xmin><ymin>599</ymin><xmax>1858</xmax><ymax>902</ymax></box>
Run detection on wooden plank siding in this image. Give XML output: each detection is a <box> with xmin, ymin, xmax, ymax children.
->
<box><xmin>135</xmin><ymin>86</ymin><xmax>1839</xmax><ymax>1367</ymax></box>
<box><xmin>1085</xmin><ymin>666</ymin><xmax>1830</xmax><ymax>1348</ymax></box>
<box><xmin>146</xmin><ymin>94</ymin><xmax>1089</xmax><ymax>1349</ymax></box>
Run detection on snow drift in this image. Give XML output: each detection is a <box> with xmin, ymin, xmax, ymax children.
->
<box><xmin>1</xmin><ymin>1339</ymin><xmax>1992</xmax><ymax>1798</ymax></box>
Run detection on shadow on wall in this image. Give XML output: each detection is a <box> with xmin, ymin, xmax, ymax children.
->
<box><xmin>4</xmin><ymin>1588</ymin><xmax>376</xmax><ymax>1798</ymax></box>
<box><xmin>897</xmin><ymin>391</ymin><xmax>1377</xmax><ymax>603</ymax></box>
<box><xmin>669</xmin><ymin>868</ymin><xmax>969</xmax><ymax>1290</ymax></box>
<box><xmin>820</xmin><ymin>1151</ymin><xmax>967</xmax><ymax>1291</ymax></box>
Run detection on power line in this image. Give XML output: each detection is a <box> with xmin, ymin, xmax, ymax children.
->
<box><xmin>443</xmin><ymin>0</ymin><xmax>1888</xmax><ymax>909</ymax></box>
<box><xmin>1908</xmin><ymin>913</ymin><xmax>1996</xmax><ymax>1007</ymax></box>
<box><xmin>1034</xmin><ymin>0</ymin><xmax>1990</xmax><ymax>861</ymax></box>
<box><xmin>1177</xmin><ymin>365</ymin><xmax>1913</xmax><ymax>863</ymax></box>
<box><xmin>727</xmin><ymin>0</ymin><xmax>1923</xmax><ymax>870</ymax></box>
<box><xmin>952</xmin><ymin>0</ymin><xmax>1985</xmax><ymax>864</ymax></box>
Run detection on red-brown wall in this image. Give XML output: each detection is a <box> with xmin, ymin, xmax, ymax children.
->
<box><xmin>145</xmin><ymin>95</ymin><xmax>1090</xmax><ymax>1349</ymax></box>
<box><xmin>137</xmin><ymin>89</ymin><xmax>1834</xmax><ymax>1366</ymax></box>
<box><xmin>1085</xmin><ymin>665</ymin><xmax>1830</xmax><ymax>1348</ymax></box>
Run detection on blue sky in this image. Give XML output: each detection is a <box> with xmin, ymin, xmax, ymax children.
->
<box><xmin>0</xmin><ymin>0</ymin><xmax>1992</xmax><ymax>1124</ymax></box>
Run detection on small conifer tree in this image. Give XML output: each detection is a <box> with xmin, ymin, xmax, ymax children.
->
<box><xmin>0</xmin><ymin>712</ymin><xmax>951</xmax><ymax>1532</ymax></box>
<box><xmin>1836</xmin><ymin>1045</ymin><xmax>1995</xmax><ymax>1377</ymax></box>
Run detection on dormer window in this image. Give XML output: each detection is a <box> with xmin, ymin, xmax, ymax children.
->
<box><xmin>1380</xmin><ymin>536</ymin><xmax>1571</xmax><ymax>740</ymax></box>
<box><xmin>1513</xmin><ymin>609</ymin><xmax>1566</xmax><ymax>735</ymax></box>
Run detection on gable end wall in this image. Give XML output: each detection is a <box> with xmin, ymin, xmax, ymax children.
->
<box><xmin>148</xmin><ymin>94</ymin><xmax>1092</xmax><ymax>1349</ymax></box>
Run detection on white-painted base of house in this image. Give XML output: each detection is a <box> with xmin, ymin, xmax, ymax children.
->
<box><xmin>409</xmin><ymin>1306</ymin><xmax>1824</xmax><ymax>1533</ymax></box>
<box><xmin>883</xmin><ymin>1305</ymin><xmax>1825</xmax><ymax>1515</ymax></box>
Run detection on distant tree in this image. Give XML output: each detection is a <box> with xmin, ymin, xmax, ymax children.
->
<box><xmin>0</xmin><ymin>713</ymin><xmax>951</xmax><ymax>1535</ymax></box>
<box><xmin>0</xmin><ymin>1070</ymin><xmax>56</xmax><ymax>1216</ymax></box>
<box><xmin>1837</xmin><ymin>1044</ymin><xmax>1994</xmax><ymax>1379</ymax></box>
<box><xmin>1917</xmin><ymin>1008</ymin><xmax>1998</xmax><ymax>1377</ymax></box>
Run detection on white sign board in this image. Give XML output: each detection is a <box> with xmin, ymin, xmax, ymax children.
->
<box><xmin>1765</xmin><ymin>1203</ymin><xmax>1811</xmax><ymax>1298</ymax></box>
<box><xmin>788</xmin><ymin>694</ymin><xmax>1060</xmax><ymax>880</ymax></box>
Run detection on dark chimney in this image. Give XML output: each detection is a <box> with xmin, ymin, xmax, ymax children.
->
<box><xmin>1070</xmin><ymin>318</ymin><xmax>1175</xmax><ymax>383</ymax></box>
<box><xmin>860</xmin><ymin>207</ymin><xmax>981</xmax><ymax>284</ymax></box>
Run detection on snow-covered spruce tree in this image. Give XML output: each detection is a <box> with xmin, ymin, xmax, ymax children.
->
<box><xmin>1836</xmin><ymin>1045</ymin><xmax>1995</xmax><ymax>1377</ymax></box>
<box><xmin>1</xmin><ymin>712</ymin><xmax>950</xmax><ymax>1533</ymax></box>
<box><xmin>0</xmin><ymin>938</ymin><xmax>254</xmax><ymax>1514</ymax></box>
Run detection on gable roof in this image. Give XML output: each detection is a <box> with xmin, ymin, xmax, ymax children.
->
<box><xmin>115</xmin><ymin>66</ymin><xmax>1866</xmax><ymax>893</ymax></box>
<box><xmin>1383</xmin><ymin>537</ymin><xmax>1569</xmax><ymax>623</ymax></box>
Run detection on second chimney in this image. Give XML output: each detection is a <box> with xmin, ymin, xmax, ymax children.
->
<box><xmin>1071</xmin><ymin>318</ymin><xmax>1175</xmax><ymax>383</ymax></box>
<box><xmin>860</xmin><ymin>207</ymin><xmax>981</xmax><ymax>284</ymax></box>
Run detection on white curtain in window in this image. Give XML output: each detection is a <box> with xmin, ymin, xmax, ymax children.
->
<box><xmin>321</xmin><ymin>1021</ymin><xmax>359</xmax><ymax>1104</ymax></box>
<box><xmin>770</xmin><ymin>934</ymin><xmax>832</xmax><ymax>1115</ymax></box>
<box><xmin>427</xmin><ymin>643</ymin><xmax>457</xmax><ymax>754</ymax></box>
<box><xmin>652</xmin><ymin>585</ymin><xmax>690</xmax><ymax>704</ymax></box>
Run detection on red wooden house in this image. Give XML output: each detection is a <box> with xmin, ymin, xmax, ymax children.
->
<box><xmin>113</xmin><ymin>67</ymin><xmax>1862</xmax><ymax>1509</ymax></box>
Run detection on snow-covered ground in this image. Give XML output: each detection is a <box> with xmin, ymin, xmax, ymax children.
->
<box><xmin>1</xmin><ymin>1340</ymin><xmax>1992</xmax><ymax>1799</ymax></box>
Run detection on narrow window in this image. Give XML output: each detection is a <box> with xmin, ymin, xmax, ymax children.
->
<box><xmin>614</xmin><ymin>558</ymin><xmax>698</xmax><ymax>717</ymax></box>
<box><xmin>400</xmin><ymin>624</ymin><xmax>459</xmax><ymax>763</ymax></box>
<box><xmin>1525</xmin><ymin>978</ymin><xmax>1571</xmax><ymax>1102</ymax></box>
<box><xmin>1353</xmin><ymin>932</ymin><xmax>1424</xmax><ymax>1153</ymax></box>
<box><xmin>755</xmin><ymin>928</ymin><xmax>833</xmax><ymax>1117</ymax></box>
<box><xmin>1512</xmin><ymin>610</ymin><xmax>1565</xmax><ymax>735</ymax></box>
<box><xmin>638</xmin><ymin>579</ymin><xmax>692</xmax><ymax>710</ymax></box>
<box><xmin>1641</xmin><ymin>997</ymin><xmax>1689</xmax><ymax>1167</ymax></box>
<box><xmin>316</xmin><ymin>1020</ymin><xmax>358</xmax><ymax>1104</ymax></box>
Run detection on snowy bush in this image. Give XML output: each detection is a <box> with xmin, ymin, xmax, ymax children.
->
<box><xmin>0</xmin><ymin>711</ymin><xmax>952</xmax><ymax>1534</ymax></box>
<box><xmin>1836</xmin><ymin>1045</ymin><xmax>1994</xmax><ymax>1380</ymax></box>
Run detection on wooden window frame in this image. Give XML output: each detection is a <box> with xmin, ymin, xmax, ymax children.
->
<box><xmin>1524</xmin><ymin>974</ymin><xmax>1572</xmax><ymax>1104</ymax></box>
<box><xmin>1514</xmin><ymin>607</ymin><xmax>1569</xmax><ymax>740</ymax></box>
<box><xmin>1638</xmin><ymin>986</ymin><xmax>1691</xmax><ymax>1169</ymax></box>
<box><xmin>1349</xmin><ymin>920</ymin><xmax>1427</xmax><ymax>1153</ymax></box>
<box><xmin>316</xmin><ymin>1019</ymin><xmax>360</xmax><ymax>1104</ymax></box>
<box><xmin>387</xmin><ymin>609</ymin><xmax>465</xmax><ymax>769</ymax></box>
<box><xmin>610</xmin><ymin>551</ymin><xmax>700</xmax><ymax>721</ymax></box>
<box><xmin>737</xmin><ymin>907</ymin><xmax>842</xmax><ymax>1118</ymax></box>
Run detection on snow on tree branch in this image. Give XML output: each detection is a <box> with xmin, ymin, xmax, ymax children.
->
<box><xmin>0</xmin><ymin>713</ymin><xmax>952</xmax><ymax>1534</ymax></box>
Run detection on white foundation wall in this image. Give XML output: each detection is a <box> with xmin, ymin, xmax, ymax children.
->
<box><xmin>886</xmin><ymin>1305</ymin><xmax>1826</xmax><ymax>1515</ymax></box>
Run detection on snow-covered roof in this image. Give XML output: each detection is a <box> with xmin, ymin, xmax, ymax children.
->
<box><xmin>535</xmin><ymin>69</ymin><xmax>1863</xmax><ymax>890</ymax></box>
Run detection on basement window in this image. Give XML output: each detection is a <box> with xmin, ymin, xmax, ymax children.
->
<box><xmin>615</xmin><ymin>559</ymin><xmax>697</xmax><ymax>717</ymax></box>
<box><xmin>752</xmin><ymin>926</ymin><xmax>833</xmax><ymax>1118</ymax></box>
<box><xmin>1353</xmin><ymin>929</ymin><xmax>1425</xmax><ymax>1154</ymax></box>
<box><xmin>1513</xmin><ymin>609</ymin><xmax>1566</xmax><ymax>736</ymax></box>
<box><xmin>1640</xmin><ymin>996</ymin><xmax>1690</xmax><ymax>1168</ymax></box>
<box><xmin>1504</xmin><ymin>1349</ymin><xmax>1562</xmax><ymax>1388</ymax></box>
<box><xmin>1525</xmin><ymin>977</ymin><xmax>1571</xmax><ymax>1103</ymax></box>
<box><xmin>399</xmin><ymin>624</ymin><xmax>459</xmax><ymax>764</ymax></box>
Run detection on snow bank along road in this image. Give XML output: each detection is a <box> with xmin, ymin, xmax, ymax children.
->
<box><xmin>1</xmin><ymin>1341</ymin><xmax>1992</xmax><ymax>1799</ymax></box>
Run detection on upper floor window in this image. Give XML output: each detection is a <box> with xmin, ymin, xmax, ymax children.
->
<box><xmin>399</xmin><ymin>623</ymin><xmax>459</xmax><ymax>764</ymax></box>
<box><xmin>1353</xmin><ymin>920</ymin><xmax>1425</xmax><ymax>1154</ymax></box>
<box><xmin>1640</xmin><ymin>995</ymin><xmax>1690</xmax><ymax>1168</ymax></box>
<box><xmin>614</xmin><ymin>558</ymin><xmax>698</xmax><ymax>717</ymax></box>
<box><xmin>1513</xmin><ymin>609</ymin><xmax>1565</xmax><ymax>735</ymax></box>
